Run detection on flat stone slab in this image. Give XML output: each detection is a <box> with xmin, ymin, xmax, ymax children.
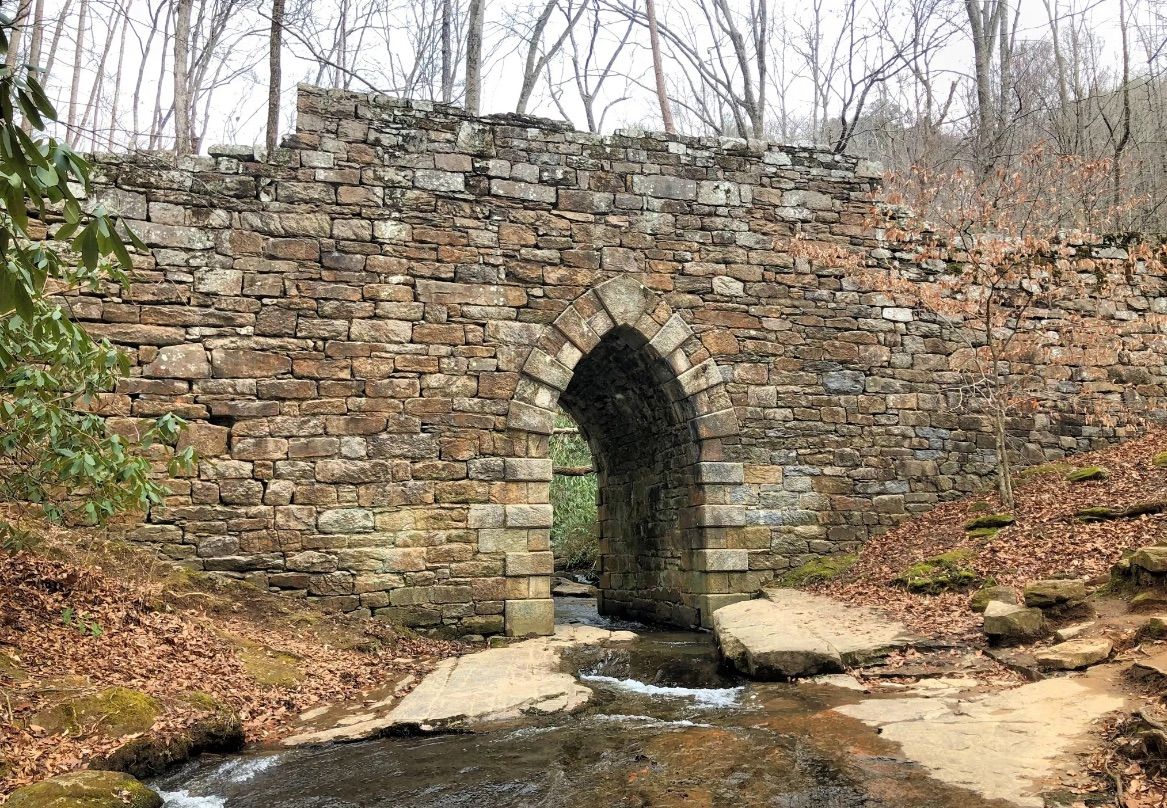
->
<box><xmin>836</xmin><ymin>678</ymin><xmax>1124</xmax><ymax>806</ymax></box>
<box><xmin>552</xmin><ymin>577</ymin><xmax>597</xmax><ymax>598</ymax></box>
<box><xmin>1130</xmin><ymin>649</ymin><xmax>1167</xmax><ymax>680</ymax></box>
<box><xmin>1035</xmin><ymin>638</ymin><xmax>1112</xmax><ymax>670</ymax></box>
<box><xmin>282</xmin><ymin>625</ymin><xmax>635</xmax><ymax>745</ymax></box>
<box><xmin>712</xmin><ymin>589</ymin><xmax>917</xmax><ymax>679</ymax></box>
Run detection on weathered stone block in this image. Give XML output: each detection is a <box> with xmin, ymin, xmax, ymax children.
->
<box><xmin>211</xmin><ymin>349</ymin><xmax>291</xmax><ymax>378</ymax></box>
<box><xmin>505</xmin><ymin>551</ymin><xmax>554</xmax><ymax>576</ymax></box>
<box><xmin>505</xmin><ymin>598</ymin><xmax>555</xmax><ymax>637</ymax></box>
<box><xmin>318</xmin><ymin>508</ymin><xmax>375</xmax><ymax>533</ymax></box>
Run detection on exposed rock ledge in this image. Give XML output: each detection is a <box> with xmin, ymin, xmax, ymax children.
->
<box><xmin>283</xmin><ymin>624</ymin><xmax>636</xmax><ymax>745</ymax></box>
<box><xmin>713</xmin><ymin>588</ymin><xmax>918</xmax><ymax>678</ymax></box>
<box><xmin>836</xmin><ymin>677</ymin><xmax>1125</xmax><ymax>806</ymax></box>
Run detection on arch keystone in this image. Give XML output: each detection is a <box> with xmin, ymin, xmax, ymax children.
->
<box><xmin>595</xmin><ymin>275</ymin><xmax>656</xmax><ymax>327</ymax></box>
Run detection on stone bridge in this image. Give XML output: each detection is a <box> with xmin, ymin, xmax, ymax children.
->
<box><xmin>80</xmin><ymin>85</ymin><xmax>1167</xmax><ymax>637</ymax></box>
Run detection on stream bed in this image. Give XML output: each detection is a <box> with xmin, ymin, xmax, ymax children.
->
<box><xmin>150</xmin><ymin>598</ymin><xmax>1007</xmax><ymax>808</ymax></box>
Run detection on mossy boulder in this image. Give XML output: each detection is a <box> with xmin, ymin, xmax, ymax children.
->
<box><xmin>94</xmin><ymin>692</ymin><xmax>244</xmax><ymax>779</ymax></box>
<box><xmin>7</xmin><ymin>770</ymin><xmax>161</xmax><ymax>808</ymax></box>
<box><xmin>894</xmin><ymin>549</ymin><xmax>979</xmax><ymax>594</ymax></box>
<box><xmin>1141</xmin><ymin>615</ymin><xmax>1167</xmax><ymax>638</ymax></box>
<box><xmin>31</xmin><ymin>687</ymin><xmax>160</xmax><ymax>738</ymax></box>
<box><xmin>775</xmin><ymin>554</ymin><xmax>857</xmax><ymax>587</ymax></box>
<box><xmin>1023</xmin><ymin>579</ymin><xmax>1088</xmax><ymax>609</ymax></box>
<box><xmin>1132</xmin><ymin>590</ymin><xmax>1167</xmax><ymax>611</ymax></box>
<box><xmin>969</xmin><ymin>585</ymin><xmax>1019</xmax><ymax>613</ymax></box>
<box><xmin>1153</xmin><ymin>451</ymin><xmax>1167</xmax><ymax>469</ymax></box>
<box><xmin>237</xmin><ymin>646</ymin><xmax>304</xmax><ymax>688</ymax></box>
<box><xmin>982</xmin><ymin>601</ymin><xmax>1047</xmax><ymax>645</ymax></box>
<box><xmin>965</xmin><ymin>527</ymin><xmax>1000</xmax><ymax>541</ymax></box>
<box><xmin>1132</xmin><ymin>545</ymin><xmax>1167</xmax><ymax>575</ymax></box>
<box><xmin>963</xmin><ymin>513</ymin><xmax>1014</xmax><ymax>531</ymax></box>
<box><xmin>1066</xmin><ymin>466</ymin><xmax>1109</xmax><ymax>483</ymax></box>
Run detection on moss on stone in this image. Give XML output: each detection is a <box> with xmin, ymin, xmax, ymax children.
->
<box><xmin>1153</xmin><ymin>451</ymin><xmax>1167</xmax><ymax>469</ymax></box>
<box><xmin>6</xmin><ymin>770</ymin><xmax>162</xmax><ymax>808</ymax></box>
<box><xmin>0</xmin><ymin>651</ymin><xmax>27</xmax><ymax>681</ymax></box>
<box><xmin>1077</xmin><ymin>500</ymin><xmax>1167</xmax><ymax>522</ymax></box>
<box><xmin>1017</xmin><ymin>462</ymin><xmax>1073</xmax><ymax>479</ymax></box>
<box><xmin>965</xmin><ymin>527</ymin><xmax>1000</xmax><ymax>541</ymax></box>
<box><xmin>237</xmin><ymin>646</ymin><xmax>305</xmax><ymax>688</ymax></box>
<box><xmin>95</xmin><ymin>695</ymin><xmax>244</xmax><ymax>779</ymax></box>
<box><xmin>894</xmin><ymin>548</ymin><xmax>979</xmax><ymax>594</ymax></box>
<box><xmin>967</xmin><ymin>501</ymin><xmax>993</xmax><ymax>513</ymax></box>
<box><xmin>775</xmin><ymin>554</ymin><xmax>858</xmax><ymax>587</ymax></box>
<box><xmin>963</xmin><ymin>513</ymin><xmax>1014</xmax><ymax>530</ymax></box>
<box><xmin>1066</xmin><ymin>465</ymin><xmax>1109</xmax><ymax>483</ymax></box>
<box><xmin>969</xmin><ymin>584</ymin><xmax>1019</xmax><ymax>612</ymax></box>
<box><xmin>31</xmin><ymin>687</ymin><xmax>160</xmax><ymax>738</ymax></box>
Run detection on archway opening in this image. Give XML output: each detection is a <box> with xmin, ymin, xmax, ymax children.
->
<box><xmin>549</xmin><ymin>409</ymin><xmax>598</xmax><ymax>576</ymax></box>
<box><xmin>557</xmin><ymin>325</ymin><xmax>702</xmax><ymax>626</ymax></box>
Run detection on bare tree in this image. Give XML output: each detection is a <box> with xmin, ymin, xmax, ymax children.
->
<box><xmin>65</xmin><ymin>0</ymin><xmax>89</xmax><ymax>143</ymax></box>
<box><xmin>551</xmin><ymin>0</ymin><xmax>635</xmax><ymax>132</ymax></box>
<box><xmin>512</xmin><ymin>0</ymin><xmax>587</xmax><ymax>114</ymax></box>
<box><xmin>441</xmin><ymin>0</ymin><xmax>454</xmax><ymax>101</ymax></box>
<box><xmin>611</xmin><ymin>0</ymin><xmax>769</xmax><ymax>137</ymax></box>
<box><xmin>963</xmin><ymin>0</ymin><xmax>1021</xmax><ymax>171</ymax></box>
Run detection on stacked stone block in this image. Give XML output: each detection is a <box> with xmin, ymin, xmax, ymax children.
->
<box><xmin>76</xmin><ymin>84</ymin><xmax>1167</xmax><ymax>637</ymax></box>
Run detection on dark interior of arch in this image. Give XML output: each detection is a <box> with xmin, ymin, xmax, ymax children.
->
<box><xmin>558</xmin><ymin>326</ymin><xmax>703</xmax><ymax>626</ymax></box>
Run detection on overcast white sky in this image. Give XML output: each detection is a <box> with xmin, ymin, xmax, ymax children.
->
<box><xmin>35</xmin><ymin>0</ymin><xmax>1134</xmax><ymax>152</ymax></box>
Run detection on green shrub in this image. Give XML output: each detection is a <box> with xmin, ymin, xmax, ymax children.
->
<box><xmin>0</xmin><ymin>23</ymin><xmax>192</xmax><ymax>546</ymax></box>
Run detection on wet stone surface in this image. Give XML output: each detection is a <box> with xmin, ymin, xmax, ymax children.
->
<box><xmin>152</xmin><ymin>600</ymin><xmax>1017</xmax><ymax>808</ymax></box>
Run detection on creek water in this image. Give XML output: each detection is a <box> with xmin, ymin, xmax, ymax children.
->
<box><xmin>151</xmin><ymin>598</ymin><xmax>1003</xmax><ymax>808</ymax></box>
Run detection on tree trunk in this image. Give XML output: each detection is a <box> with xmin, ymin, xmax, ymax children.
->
<box><xmin>440</xmin><ymin>0</ymin><xmax>454</xmax><ymax>103</ymax></box>
<box><xmin>173</xmin><ymin>0</ymin><xmax>194</xmax><ymax>155</ymax></box>
<box><xmin>266</xmin><ymin>0</ymin><xmax>285</xmax><ymax>156</ymax></box>
<box><xmin>994</xmin><ymin>408</ymin><xmax>1014</xmax><ymax>509</ymax></box>
<box><xmin>1112</xmin><ymin>0</ymin><xmax>1132</xmax><ymax>225</ymax></box>
<box><xmin>20</xmin><ymin>0</ymin><xmax>44</xmax><ymax>132</ymax></box>
<box><xmin>465</xmin><ymin>0</ymin><xmax>483</xmax><ymax>114</ymax></box>
<box><xmin>66</xmin><ymin>0</ymin><xmax>89</xmax><ymax>144</ymax></box>
<box><xmin>6</xmin><ymin>0</ymin><xmax>32</xmax><ymax>69</ymax></box>
<box><xmin>645</xmin><ymin>0</ymin><xmax>674</xmax><ymax>133</ymax></box>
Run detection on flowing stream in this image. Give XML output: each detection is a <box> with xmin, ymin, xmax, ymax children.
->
<box><xmin>151</xmin><ymin>598</ymin><xmax>1004</xmax><ymax>808</ymax></box>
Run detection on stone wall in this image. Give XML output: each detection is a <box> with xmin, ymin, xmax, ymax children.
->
<box><xmin>77</xmin><ymin>84</ymin><xmax>1167</xmax><ymax>637</ymax></box>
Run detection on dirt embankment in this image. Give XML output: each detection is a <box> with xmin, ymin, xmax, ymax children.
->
<box><xmin>0</xmin><ymin>520</ymin><xmax>460</xmax><ymax>798</ymax></box>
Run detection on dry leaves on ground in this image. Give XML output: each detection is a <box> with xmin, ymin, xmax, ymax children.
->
<box><xmin>0</xmin><ymin>523</ymin><xmax>460</xmax><ymax>797</ymax></box>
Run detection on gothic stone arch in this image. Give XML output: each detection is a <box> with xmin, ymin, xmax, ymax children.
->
<box><xmin>502</xmin><ymin>276</ymin><xmax>747</xmax><ymax>634</ymax></box>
